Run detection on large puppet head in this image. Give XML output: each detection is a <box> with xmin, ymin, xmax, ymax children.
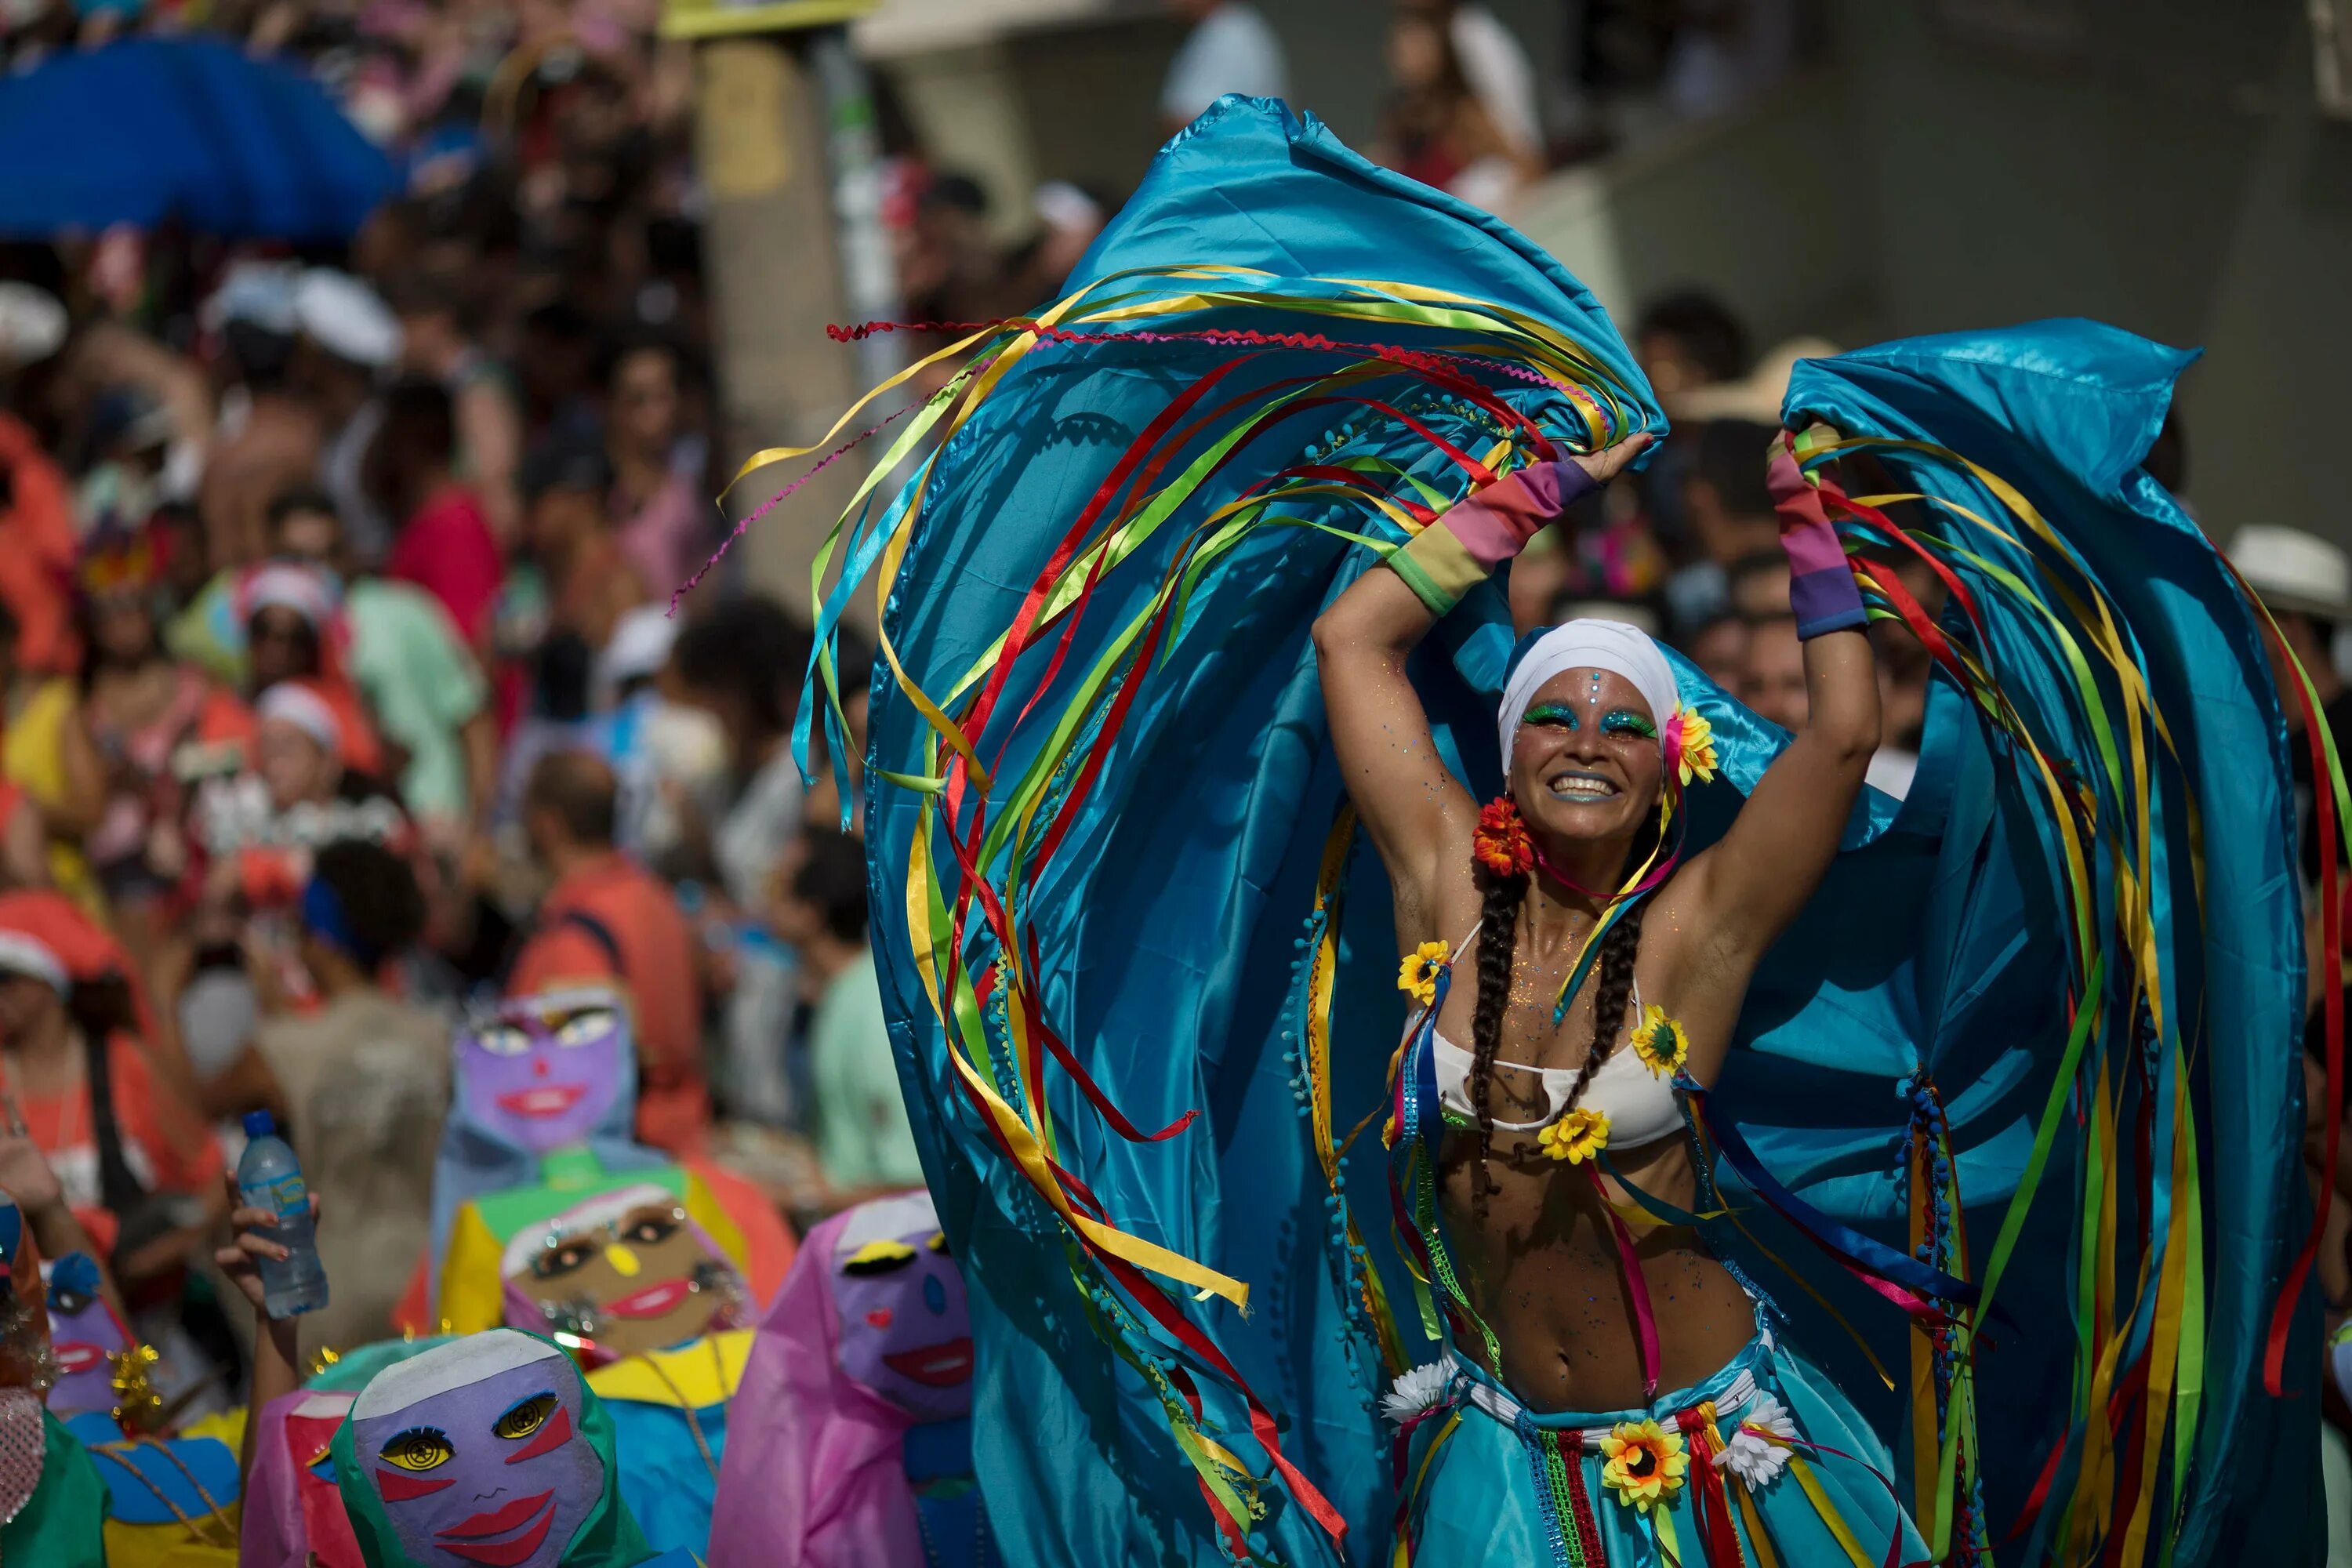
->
<box><xmin>500</xmin><ymin>1184</ymin><xmax>746</xmax><ymax>1363</ymax></box>
<box><xmin>828</xmin><ymin>1192</ymin><xmax>971</xmax><ymax>1424</ymax></box>
<box><xmin>341</xmin><ymin>1331</ymin><xmax>622</xmax><ymax>1568</ymax></box>
<box><xmin>40</xmin><ymin>1251</ymin><xmax>129</xmax><ymax>1421</ymax></box>
<box><xmin>456</xmin><ymin>988</ymin><xmax>631</xmax><ymax>1155</ymax></box>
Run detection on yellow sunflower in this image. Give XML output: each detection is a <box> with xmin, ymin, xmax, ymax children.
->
<box><xmin>1535</xmin><ymin>1105</ymin><xmax>1610</xmax><ymax>1165</ymax></box>
<box><xmin>1599</xmin><ymin>1417</ymin><xmax>1690</xmax><ymax>1513</ymax></box>
<box><xmin>1397</xmin><ymin>940</ymin><xmax>1450</xmax><ymax>1007</ymax></box>
<box><xmin>1676</xmin><ymin>710</ymin><xmax>1719</xmax><ymax>786</ymax></box>
<box><xmin>1628</xmin><ymin>1004</ymin><xmax>1688</xmax><ymax>1078</ymax></box>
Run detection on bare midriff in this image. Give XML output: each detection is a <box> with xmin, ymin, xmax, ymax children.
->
<box><xmin>1439</xmin><ymin>1116</ymin><xmax>1755</xmax><ymax>1414</ymax></box>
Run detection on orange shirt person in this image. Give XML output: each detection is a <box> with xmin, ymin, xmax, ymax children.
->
<box><xmin>508</xmin><ymin>750</ymin><xmax>708</xmax><ymax>1156</ymax></box>
<box><xmin>0</xmin><ymin>891</ymin><xmax>223</xmax><ymax>1268</ymax></box>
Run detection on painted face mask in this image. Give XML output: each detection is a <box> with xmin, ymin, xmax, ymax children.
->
<box><xmin>39</xmin><ymin>1254</ymin><xmax>129</xmax><ymax>1421</ymax></box>
<box><xmin>501</xmin><ymin>1185</ymin><xmax>748</xmax><ymax>1364</ymax></box>
<box><xmin>456</xmin><ymin>989</ymin><xmax>631</xmax><ymax>1155</ymax></box>
<box><xmin>345</xmin><ymin>1333</ymin><xmax>606</xmax><ymax>1568</ymax></box>
<box><xmin>827</xmin><ymin>1192</ymin><xmax>973</xmax><ymax>1424</ymax></box>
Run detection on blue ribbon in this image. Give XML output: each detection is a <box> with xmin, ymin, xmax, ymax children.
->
<box><xmin>1692</xmin><ymin>1085</ymin><xmax>1991</xmax><ymax>1315</ymax></box>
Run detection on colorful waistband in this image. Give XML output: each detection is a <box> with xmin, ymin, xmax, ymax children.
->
<box><xmin>1447</xmin><ymin>1336</ymin><xmax>1771</xmax><ymax>1443</ymax></box>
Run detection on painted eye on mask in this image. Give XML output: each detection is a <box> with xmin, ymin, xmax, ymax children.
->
<box><xmin>841</xmin><ymin>1238</ymin><xmax>918</xmax><ymax>1275</ymax></box>
<box><xmin>474</xmin><ymin>1025</ymin><xmax>532</xmax><ymax>1057</ymax></box>
<box><xmin>532</xmin><ymin>1237</ymin><xmax>600</xmax><ymax>1279</ymax></box>
<box><xmin>621</xmin><ymin>1212</ymin><xmax>681</xmax><ymax>1248</ymax></box>
<box><xmin>554</xmin><ymin>1009</ymin><xmax>617</xmax><ymax>1047</ymax></box>
<box><xmin>492</xmin><ymin>1392</ymin><xmax>557</xmax><ymax>1442</ymax></box>
<box><xmin>380</xmin><ymin>1427</ymin><xmax>454</xmax><ymax>1472</ymax></box>
<box><xmin>927</xmin><ymin>1232</ymin><xmax>949</xmax><ymax>1255</ymax></box>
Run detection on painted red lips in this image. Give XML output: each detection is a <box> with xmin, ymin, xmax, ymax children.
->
<box><xmin>602</xmin><ymin>1278</ymin><xmax>691</xmax><ymax>1321</ymax></box>
<box><xmin>434</xmin><ymin>1489</ymin><xmax>556</xmax><ymax>1567</ymax></box>
<box><xmin>53</xmin><ymin>1341</ymin><xmax>103</xmax><ymax>1377</ymax></box>
<box><xmin>883</xmin><ymin>1336</ymin><xmax>975</xmax><ymax>1388</ymax></box>
<box><xmin>494</xmin><ymin>1083</ymin><xmax>586</xmax><ymax>1119</ymax></box>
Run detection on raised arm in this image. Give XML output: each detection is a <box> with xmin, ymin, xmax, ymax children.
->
<box><xmin>1312</xmin><ymin>434</ymin><xmax>1650</xmax><ymax>930</ymax></box>
<box><xmin>1683</xmin><ymin>429</ymin><xmax>1880</xmax><ymax>967</ymax></box>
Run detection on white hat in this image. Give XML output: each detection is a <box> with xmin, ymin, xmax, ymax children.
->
<box><xmin>1033</xmin><ymin>180</ymin><xmax>1102</xmax><ymax>236</ymax></box>
<box><xmin>594</xmin><ymin>604</ymin><xmax>680</xmax><ymax>706</ymax></box>
<box><xmin>201</xmin><ymin>260</ymin><xmax>300</xmax><ymax>336</ymax></box>
<box><xmin>0</xmin><ymin>931</ymin><xmax>66</xmax><ymax>993</ymax></box>
<box><xmin>2230</xmin><ymin>525</ymin><xmax>2352</xmax><ymax>621</ymax></box>
<box><xmin>0</xmin><ymin>284</ymin><xmax>66</xmax><ymax>369</ymax></box>
<box><xmin>257</xmin><ymin>682</ymin><xmax>343</xmax><ymax>753</ymax></box>
<box><xmin>292</xmin><ymin>269</ymin><xmax>401</xmax><ymax>369</ymax></box>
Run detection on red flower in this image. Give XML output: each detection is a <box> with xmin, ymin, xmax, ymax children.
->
<box><xmin>1473</xmin><ymin>798</ymin><xmax>1533</xmax><ymax>878</ymax></box>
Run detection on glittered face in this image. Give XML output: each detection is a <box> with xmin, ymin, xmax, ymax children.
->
<box><xmin>42</xmin><ymin>1253</ymin><xmax>129</xmax><ymax>1417</ymax></box>
<box><xmin>352</xmin><ymin>1340</ymin><xmax>600</xmax><ymax>1568</ymax></box>
<box><xmin>1510</xmin><ymin>667</ymin><xmax>1664</xmax><ymax>844</ymax></box>
<box><xmin>457</xmin><ymin>989</ymin><xmax>629</xmax><ymax>1152</ymax></box>
<box><xmin>506</xmin><ymin>1192</ymin><xmax>743</xmax><ymax>1360</ymax></box>
<box><xmin>829</xmin><ymin>1207</ymin><xmax>973</xmax><ymax>1423</ymax></box>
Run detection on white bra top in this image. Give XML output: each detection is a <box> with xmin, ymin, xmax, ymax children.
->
<box><xmin>1425</xmin><ymin>923</ymin><xmax>1685</xmax><ymax>1149</ymax></box>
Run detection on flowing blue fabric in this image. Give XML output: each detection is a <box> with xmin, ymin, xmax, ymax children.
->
<box><xmin>0</xmin><ymin>38</ymin><xmax>396</xmax><ymax>240</ymax></box>
<box><xmin>850</xmin><ymin>96</ymin><xmax>2315</xmax><ymax>1566</ymax></box>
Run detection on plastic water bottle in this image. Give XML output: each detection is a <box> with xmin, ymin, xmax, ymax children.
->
<box><xmin>237</xmin><ymin>1110</ymin><xmax>328</xmax><ymax>1319</ymax></box>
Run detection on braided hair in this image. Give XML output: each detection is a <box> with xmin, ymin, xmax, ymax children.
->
<box><xmin>1468</xmin><ymin>858</ymin><xmax>1526</xmax><ymax>1219</ymax></box>
<box><xmin>1465</xmin><ymin>879</ymin><xmax>1649</xmax><ymax>1219</ymax></box>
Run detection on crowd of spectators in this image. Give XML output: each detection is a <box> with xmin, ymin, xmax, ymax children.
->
<box><xmin>0</xmin><ymin>0</ymin><xmax>922</xmax><ymax>1416</ymax></box>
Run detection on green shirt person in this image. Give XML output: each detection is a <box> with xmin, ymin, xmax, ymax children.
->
<box><xmin>771</xmin><ymin>829</ymin><xmax>924</xmax><ymax>1203</ymax></box>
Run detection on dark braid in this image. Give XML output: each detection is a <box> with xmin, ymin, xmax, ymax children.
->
<box><xmin>1466</xmin><ymin>839</ymin><xmax>1651</xmax><ymax>1216</ymax></box>
<box><xmin>1556</xmin><ymin>898</ymin><xmax>1648</xmax><ymax>1121</ymax></box>
<box><xmin>1467</xmin><ymin>862</ymin><xmax>1525</xmax><ymax>1219</ymax></box>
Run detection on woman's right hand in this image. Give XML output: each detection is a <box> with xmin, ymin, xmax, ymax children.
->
<box><xmin>1567</xmin><ymin>430</ymin><xmax>1653</xmax><ymax>488</ymax></box>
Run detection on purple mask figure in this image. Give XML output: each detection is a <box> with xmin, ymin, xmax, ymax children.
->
<box><xmin>349</xmin><ymin>1330</ymin><xmax>602</xmax><ymax>1568</ymax></box>
<box><xmin>457</xmin><ymin>988</ymin><xmax>630</xmax><ymax>1153</ymax></box>
<box><xmin>827</xmin><ymin>1192</ymin><xmax>972</xmax><ymax>1424</ymax></box>
<box><xmin>42</xmin><ymin>1251</ymin><xmax>130</xmax><ymax>1421</ymax></box>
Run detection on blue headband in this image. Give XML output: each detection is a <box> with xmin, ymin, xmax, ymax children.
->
<box><xmin>299</xmin><ymin>874</ymin><xmax>377</xmax><ymax>970</ymax></box>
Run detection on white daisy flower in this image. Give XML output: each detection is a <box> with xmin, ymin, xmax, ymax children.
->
<box><xmin>1381</xmin><ymin>1361</ymin><xmax>1453</xmax><ymax>1426</ymax></box>
<box><xmin>1714</xmin><ymin>1392</ymin><xmax>1797</xmax><ymax>1487</ymax></box>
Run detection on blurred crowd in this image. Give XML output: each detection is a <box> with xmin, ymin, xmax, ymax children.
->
<box><xmin>0</xmin><ymin>0</ymin><xmax>926</xmax><ymax>1436</ymax></box>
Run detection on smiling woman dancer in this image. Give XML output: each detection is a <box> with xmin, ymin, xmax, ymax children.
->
<box><xmin>1314</xmin><ymin>430</ymin><xmax>1922</xmax><ymax>1564</ymax></box>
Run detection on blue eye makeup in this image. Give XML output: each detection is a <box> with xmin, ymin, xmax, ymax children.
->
<box><xmin>1600</xmin><ymin>710</ymin><xmax>1658</xmax><ymax>740</ymax></box>
<box><xmin>1522</xmin><ymin>702</ymin><xmax>1579</xmax><ymax>730</ymax></box>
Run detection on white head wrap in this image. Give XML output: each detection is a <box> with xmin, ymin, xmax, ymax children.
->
<box><xmin>0</xmin><ymin>931</ymin><xmax>67</xmax><ymax>993</ymax></box>
<box><xmin>257</xmin><ymin>682</ymin><xmax>343</xmax><ymax>753</ymax></box>
<box><xmin>1498</xmin><ymin>619</ymin><xmax>1681</xmax><ymax>774</ymax></box>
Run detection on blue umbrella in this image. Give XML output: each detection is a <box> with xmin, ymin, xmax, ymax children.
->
<box><xmin>0</xmin><ymin>37</ymin><xmax>398</xmax><ymax>240</ymax></box>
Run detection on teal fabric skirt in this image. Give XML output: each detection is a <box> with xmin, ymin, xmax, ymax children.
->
<box><xmin>1398</xmin><ymin>1328</ymin><xmax>1926</xmax><ymax>1566</ymax></box>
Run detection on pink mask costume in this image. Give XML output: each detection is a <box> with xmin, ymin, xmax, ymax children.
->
<box><xmin>707</xmin><ymin>1191</ymin><xmax>995</xmax><ymax>1568</ymax></box>
<box><xmin>241</xmin><ymin>1338</ymin><xmax>459</xmax><ymax>1568</ymax></box>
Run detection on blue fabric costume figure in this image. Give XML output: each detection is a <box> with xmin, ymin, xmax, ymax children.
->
<box><xmin>774</xmin><ymin>96</ymin><xmax>2329</xmax><ymax>1566</ymax></box>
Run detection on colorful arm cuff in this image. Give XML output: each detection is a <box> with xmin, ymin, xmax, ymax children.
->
<box><xmin>1386</xmin><ymin>459</ymin><xmax>1599</xmax><ymax>616</ymax></box>
<box><xmin>1766</xmin><ymin>443</ymin><xmax>1867</xmax><ymax>639</ymax></box>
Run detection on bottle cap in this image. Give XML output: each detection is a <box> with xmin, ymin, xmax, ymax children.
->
<box><xmin>242</xmin><ymin>1109</ymin><xmax>277</xmax><ymax>1139</ymax></box>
